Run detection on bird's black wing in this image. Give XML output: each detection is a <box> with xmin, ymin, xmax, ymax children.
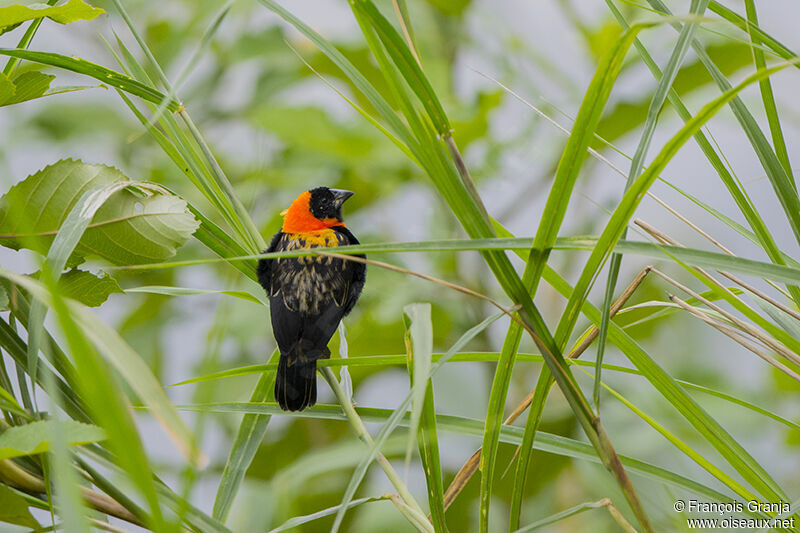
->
<box><xmin>257</xmin><ymin>231</ymin><xmax>284</xmax><ymax>293</ymax></box>
<box><xmin>333</xmin><ymin>226</ymin><xmax>366</xmax><ymax>316</ymax></box>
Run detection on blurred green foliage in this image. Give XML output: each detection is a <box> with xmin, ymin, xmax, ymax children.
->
<box><xmin>1</xmin><ymin>0</ymin><xmax>799</xmax><ymax>531</ymax></box>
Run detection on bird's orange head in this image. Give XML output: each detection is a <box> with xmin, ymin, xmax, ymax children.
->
<box><xmin>281</xmin><ymin>187</ymin><xmax>354</xmax><ymax>233</ymax></box>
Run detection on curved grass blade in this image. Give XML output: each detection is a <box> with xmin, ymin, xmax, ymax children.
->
<box><xmin>212</xmin><ymin>350</ymin><xmax>278</xmax><ymax>522</ymax></box>
<box><xmin>176</xmin><ymin>401</ymin><xmax>776</xmax><ymax>523</ymax></box>
<box><xmin>545</xmin><ymin>260</ymin><xmax>788</xmax><ymax>503</ymax></box>
<box><xmin>595</xmin><ymin>0</ymin><xmax>708</xmax><ymax>413</ymax></box>
<box><xmin>1</xmin><ymin>0</ymin><xmax>57</xmax><ymax>77</ymax></box>
<box><xmin>708</xmin><ymin>2</ymin><xmax>799</xmax><ymax>67</ymax></box>
<box><xmin>0</xmin><ymin>269</ymin><xmax>203</xmax><ymax>469</ymax></box>
<box><xmin>743</xmin><ymin>0</ymin><xmax>793</xmax><ymax>183</ymax></box>
<box><xmin>0</xmin><ymin>48</ymin><xmax>176</xmax><ymax>110</ymax></box>
<box><xmin>552</xmin><ymin>57</ymin><xmax>800</xmax><ymax>374</ymax></box>
<box><xmin>267</xmin><ymin>497</ymin><xmax>385</xmax><ymax>533</ymax></box>
<box><xmin>108</xmin><ymin>236</ymin><xmax>800</xmax><ymax>287</ymax></box>
<box><xmin>402</xmin><ymin>303</ymin><xmax>433</xmax><ymax>481</ymax></box>
<box><xmin>513</xmin><ymin>498</ymin><xmax>635</xmax><ymax>533</ymax></box>
<box><xmin>125</xmin><ymin>286</ymin><xmax>262</xmax><ymax>305</ymax></box>
<box><xmin>488</xmin><ymin>24</ymin><xmax>655</xmax><ymax>533</ymax></box>
<box><xmin>404</xmin><ymin>304</ymin><xmax>447</xmax><ymax>532</ymax></box>
<box><xmin>255</xmin><ymin>0</ymin><xmax>415</xmax><ymax>150</ymax></box>
<box><xmin>349</xmin><ymin>0</ymin><xmax>449</xmax><ymax>134</ymax></box>
<box><xmin>329</xmin><ymin>312</ymin><xmax>504</xmax><ymax>532</ymax></box>
<box><xmin>577</xmin><ymin>366</ymin><xmax>758</xmax><ymax>503</ymax></box>
<box><xmin>605</xmin><ymin>0</ymin><xmax>800</xmax><ymax>306</ymax></box>
<box><xmin>42</xmin><ymin>268</ymin><xmax>167</xmax><ymax>530</ymax></box>
<box><xmin>647</xmin><ymin>0</ymin><xmax>800</xmax><ymax>265</ymax></box>
<box><xmin>25</xmin><ymin>181</ymin><xmax>138</xmax><ymax>411</ymax></box>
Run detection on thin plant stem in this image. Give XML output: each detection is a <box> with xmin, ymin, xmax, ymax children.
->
<box><xmin>320</xmin><ymin>367</ymin><xmax>431</xmax><ymax>530</ymax></box>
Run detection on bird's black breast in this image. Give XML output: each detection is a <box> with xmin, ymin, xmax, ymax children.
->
<box><xmin>258</xmin><ymin>227</ymin><xmax>365</xmax><ymax>317</ymax></box>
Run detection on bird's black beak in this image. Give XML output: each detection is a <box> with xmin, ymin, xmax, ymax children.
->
<box><xmin>330</xmin><ymin>189</ymin><xmax>354</xmax><ymax>206</ymax></box>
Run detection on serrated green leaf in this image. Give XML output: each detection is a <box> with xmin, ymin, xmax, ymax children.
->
<box><xmin>0</xmin><ymin>485</ymin><xmax>41</xmax><ymax>531</ymax></box>
<box><xmin>58</xmin><ymin>269</ymin><xmax>122</xmax><ymax>307</ymax></box>
<box><xmin>0</xmin><ymin>159</ymin><xmax>199</xmax><ymax>265</ymax></box>
<box><xmin>0</xmin><ymin>70</ymin><xmax>53</xmax><ymax>105</ymax></box>
<box><xmin>0</xmin><ymin>71</ymin><xmax>14</xmax><ymax>101</ymax></box>
<box><xmin>0</xmin><ymin>419</ymin><xmax>105</xmax><ymax>460</ymax></box>
<box><xmin>0</xmin><ymin>0</ymin><xmax>104</xmax><ymax>33</ymax></box>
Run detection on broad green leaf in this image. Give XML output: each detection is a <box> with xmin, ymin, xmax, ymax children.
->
<box><xmin>0</xmin><ymin>159</ymin><xmax>199</xmax><ymax>265</ymax></box>
<box><xmin>0</xmin><ymin>484</ymin><xmax>41</xmax><ymax>531</ymax></box>
<box><xmin>0</xmin><ymin>71</ymin><xmax>13</xmax><ymax>100</ymax></box>
<box><xmin>0</xmin><ymin>70</ymin><xmax>51</xmax><ymax>106</ymax></box>
<box><xmin>0</xmin><ymin>419</ymin><xmax>105</xmax><ymax>460</ymax></box>
<box><xmin>0</xmin><ymin>0</ymin><xmax>103</xmax><ymax>34</ymax></box>
<box><xmin>57</xmin><ymin>269</ymin><xmax>122</xmax><ymax>307</ymax></box>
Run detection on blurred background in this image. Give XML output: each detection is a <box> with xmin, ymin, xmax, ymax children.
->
<box><xmin>2</xmin><ymin>0</ymin><xmax>800</xmax><ymax>530</ymax></box>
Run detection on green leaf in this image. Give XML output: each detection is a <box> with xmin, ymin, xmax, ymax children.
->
<box><xmin>0</xmin><ymin>419</ymin><xmax>105</xmax><ymax>460</ymax></box>
<box><xmin>0</xmin><ymin>70</ymin><xmax>51</xmax><ymax>105</ymax></box>
<box><xmin>0</xmin><ymin>71</ymin><xmax>13</xmax><ymax>101</ymax></box>
<box><xmin>0</xmin><ymin>48</ymin><xmax>178</xmax><ymax>111</ymax></box>
<box><xmin>403</xmin><ymin>303</ymin><xmax>447</xmax><ymax>533</ymax></box>
<box><xmin>0</xmin><ymin>267</ymin><xmax>204</xmax><ymax>467</ymax></box>
<box><xmin>177</xmin><ymin>402</ymin><xmax>774</xmax><ymax>522</ymax></box>
<box><xmin>0</xmin><ymin>0</ymin><xmax>104</xmax><ymax>33</ymax></box>
<box><xmin>514</xmin><ymin>499</ymin><xmax>623</xmax><ymax>533</ymax></box>
<box><xmin>0</xmin><ymin>485</ymin><xmax>41</xmax><ymax>531</ymax></box>
<box><xmin>125</xmin><ymin>285</ymin><xmax>262</xmax><ymax>305</ymax></box>
<box><xmin>57</xmin><ymin>269</ymin><xmax>122</xmax><ymax>307</ymax></box>
<box><xmin>267</xmin><ymin>497</ymin><xmax>384</xmax><ymax>533</ymax></box>
<box><xmin>489</xmin><ymin>24</ymin><xmax>652</xmax><ymax>533</ymax></box>
<box><xmin>403</xmin><ymin>303</ymin><xmax>433</xmax><ymax>472</ymax></box>
<box><xmin>0</xmin><ymin>159</ymin><xmax>199</xmax><ymax>265</ymax></box>
<box><xmin>331</xmin><ymin>312</ymin><xmax>504</xmax><ymax>532</ymax></box>
<box><xmin>212</xmin><ymin>352</ymin><xmax>278</xmax><ymax>522</ymax></box>
<box><xmin>350</xmin><ymin>0</ymin><xmax>450</xmax><ymax>134</ymax></box>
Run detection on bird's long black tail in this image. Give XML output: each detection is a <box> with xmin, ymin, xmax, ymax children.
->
<box><xmin>275</xmin><ymin>353</ymin><xmax>317</xmax><ymax>411</ymax></box>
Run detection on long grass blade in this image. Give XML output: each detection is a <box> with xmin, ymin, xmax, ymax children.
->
<box><xmin>212</xmin><ymin>354</ymin><xmax>277</xmax><ymax>521</ymax></box>
<box><xmin>404</xmin><ymin>304</ymin><xmax>447</xmax><ymax>532</ymax></box>
<box><xmin>176</xmin><ymin>401</ymin><xmax>776</xmax><ymax>523</ymax></box>
<box><xmin>594</xmin><ymin>0</ymin><xmax>708</xmax><ymax>414</ymax></box>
